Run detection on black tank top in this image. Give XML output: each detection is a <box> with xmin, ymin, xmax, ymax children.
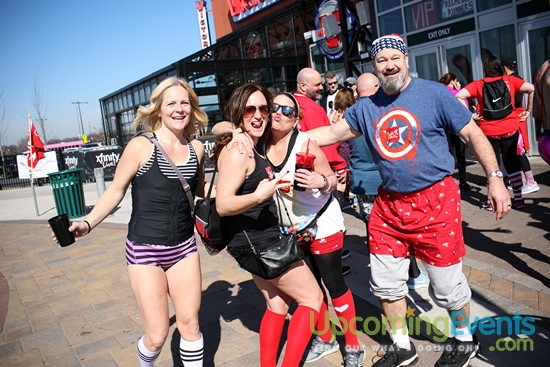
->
<box><xmin>127</xmin><ymin>141</ymin><xmax>198</xmax><ymax>246</ymax></box>
<box><xmin>222</xmin><ymin>151</ymin><xmax>280</xmax><ymax>248</ymax></box>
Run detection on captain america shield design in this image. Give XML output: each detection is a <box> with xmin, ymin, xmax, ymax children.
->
<box><xmin>374</xmin><ymin>107</ymin><xmax>420</xmax><ymax>161</ymax></box>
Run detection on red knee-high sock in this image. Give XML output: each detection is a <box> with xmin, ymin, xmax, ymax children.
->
<box><xmin>281</xmin><ymin>306</ymin><xmax>319</xmax><ymax>367</ymax></box>
<box><xmin>332</xmin><ymin>289</ymin><xmax>360</xmax><ymax>349</ymax></box>
<box><xmin>315</xmin><ymin>300</ymin><xmax>334</xmax><ymax>342</ymax></box>
<box><xmin>260</xmin><ymin>309</ymin><xmax>287</xmax><ymax>367</ymax></box>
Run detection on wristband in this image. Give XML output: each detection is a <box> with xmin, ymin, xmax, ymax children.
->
<box><xmin>83</xmin><ymin>220</ymin><xmax>92</xmax><ymax>234</ymax></box>
<box><xmin>320</xmin><ymin>174</ymin><xmax>332</xmax><ymax>192</ymax></box>
<box><xmin>320</xmin><ymin>173</ymin><xmax>329</xmax><ymax>191</ymax></box>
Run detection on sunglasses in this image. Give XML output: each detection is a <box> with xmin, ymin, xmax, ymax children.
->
<box><xmin>327</xmin><ymin>81</ymin><xmax>338</xmax><ymax>86</ymax></box>
<box><xmin>244</xmin><ymin>105</ymin><xmax>269</xmax><ymax>118</ymax></box>
<box><xmin>273</xmin><ymin>103</ymin><xmax>295</xmax><ymax>117</ymax></box>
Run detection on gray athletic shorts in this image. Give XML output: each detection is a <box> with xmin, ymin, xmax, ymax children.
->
<box><xmin>370</xmin><ymin>254</ymin><xmax>471</xmax><ymax>310</ymax></box>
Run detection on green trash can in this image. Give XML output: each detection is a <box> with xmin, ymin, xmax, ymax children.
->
<box><xmin>48</xmin><ymin>168</ymin><xmax>86</xmax><ymax>219</ymax></box>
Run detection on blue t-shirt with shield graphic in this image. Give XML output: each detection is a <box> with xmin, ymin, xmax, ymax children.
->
<box><xmin>344</xmin><ymin>77</ymin><xmax>471</xmax><ymax>193</ymax></box>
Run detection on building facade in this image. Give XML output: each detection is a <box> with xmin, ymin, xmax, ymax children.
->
<box><xmin>99</xmin><ymin>0</ymin><xmax>549</xmax><ymax>155</ymax></box>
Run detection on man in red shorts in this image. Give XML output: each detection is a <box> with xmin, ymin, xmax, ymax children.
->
<box><xmin>306</xmin><ymin>34</ymin><xmax>511</xmax><ymax>367</ymax></box>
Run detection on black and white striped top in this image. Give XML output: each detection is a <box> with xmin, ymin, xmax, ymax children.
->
<box><xmin>137</xmin><ymin>137</ymin><xmax>198</xmax><ymax>180</ymax></box>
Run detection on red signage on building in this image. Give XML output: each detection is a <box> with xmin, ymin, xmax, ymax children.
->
<box><xmin>226</xmin><ymin>0</ymin><xmax>281</xmax><ymax>23</ymax></box>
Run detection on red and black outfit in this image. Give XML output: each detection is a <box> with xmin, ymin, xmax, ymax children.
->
<box><xmin>462</xmin><ymin>75</ymin><xmax>526</xmax><ymax>205</ymax></box>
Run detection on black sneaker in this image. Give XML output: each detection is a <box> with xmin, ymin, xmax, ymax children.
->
<box><xmin>435</xmin><ymin>336</ymin><xmax>480</xmax><ymax>367</ymax></box>
<box><xmin>372</xmin><ymin>342</ymin><xmax>418</xmax><ymax>367</ymax></box>
<box><xmin>342</xmin><ymin>265</ymin><xmax>351</xmax><ymax>276</ymax></box>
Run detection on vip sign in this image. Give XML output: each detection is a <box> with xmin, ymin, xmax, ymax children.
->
<box><xmin>314</xmin><ymin>0</ymin><xmax>356</xmax><ymax>61</ymax></box>
<box><xmin>196</xmin><ymin>0</ymin><xmax>211</xmax><ymax>49</ymax></box>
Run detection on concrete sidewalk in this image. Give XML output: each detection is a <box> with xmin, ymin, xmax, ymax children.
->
<box><xmin>0</xmin><ymin>157</ymin><xmax>549</xmax><ymax>366</ymax></box>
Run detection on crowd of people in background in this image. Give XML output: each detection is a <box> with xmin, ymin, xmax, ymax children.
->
<box><xmin>52</xmin><ymin>33</ymin><xmax>547</xmax><ymax>367</ymax></box>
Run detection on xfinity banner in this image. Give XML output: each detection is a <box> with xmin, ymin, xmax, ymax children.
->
<box><xmin>62</xmin><ymin>148</ymin><xmax>122</xmax><ymax>182</ymax></box>
<box><xmin>83</xmin><ymin>149</ymin><xmax>122</xmax><ymax>180</ymax></box>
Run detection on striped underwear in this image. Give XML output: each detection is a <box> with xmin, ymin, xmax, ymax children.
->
<box><xmin>125</xmin><ymin>236</ymin><xmax>197</xmax><ymax>271</ymax></box>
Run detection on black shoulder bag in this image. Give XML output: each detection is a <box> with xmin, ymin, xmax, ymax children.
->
<box><xmin>239</xmin><ymin>191</ymin><xmax>304</xmax><ymax>280</ymax></box>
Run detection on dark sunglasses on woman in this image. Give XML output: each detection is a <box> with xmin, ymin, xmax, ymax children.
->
<box><xmin>272</xmin><ymin>104</ymin><xmax>295</xmax><ymax>117</ymax></box>
<box><xmin>244</xmin><ymin>105</ymin><xmax>269</xmax><ymax>118</ymax></box>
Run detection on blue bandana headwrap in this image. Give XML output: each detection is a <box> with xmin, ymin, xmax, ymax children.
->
<box><xmin>371</xmin><ymin>34</ymin><xmax>407</xmax><ymax>60</ymax></box>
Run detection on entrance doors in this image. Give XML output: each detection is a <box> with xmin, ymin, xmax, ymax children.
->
<box><xmin>409</xmin><ymin>36</ymin><xmax>477</xmax><ymax>85</ymax></box>
<box><xmin>519</xmin><ymin>17</ymin><xmax>550</xmax><ymax>155</ymax></box>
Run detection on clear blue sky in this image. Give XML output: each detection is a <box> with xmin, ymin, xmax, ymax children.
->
<box><xmin>0</xmin><ymin>0</ymin><xmax>209</xmax><ymax>146</ymax></box>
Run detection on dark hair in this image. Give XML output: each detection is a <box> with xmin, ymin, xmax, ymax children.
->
<box><xmin>212</xmin><ymin>83</ymin><xmax>272</xmax><ymax>163</ymax></box>
<box><xmin>438</xmin><ymin>72</ymin><xmax>457</xmax><ymax>86</ymax></box>
<box><xmin>334</xmin><ymin>88</ymin><xmax>355</xmax><ymax>112</ymax></box>
<box><xmin>483</xmin><ymin>56</ymin><xmax>504</xmax><ymax>77</ymax></box>
<box><xmin>275</xmin><ymin>91</ymin><xmax>302</xmax><ymax>120</ymax></box>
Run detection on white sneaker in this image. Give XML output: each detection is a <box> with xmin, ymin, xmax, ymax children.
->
<box><xmin>407</xmin><ymin>270</ymin><xmax>430</xmax><ymax>290</ymax></box>
<box><xmin>522</xmin><ymin>182</ymin><xmax>540</xmax><ymax>195</ymax></box>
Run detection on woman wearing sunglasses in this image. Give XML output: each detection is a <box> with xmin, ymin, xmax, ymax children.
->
<box><xmin>213</xmin><ymin>92</ymin><xmax>364</xmax><ymax>367</ymax></box>
<box><xmin>211</xmin><ymin>84</ymin><xmax>323</xmax><ymax>367</ymax></box>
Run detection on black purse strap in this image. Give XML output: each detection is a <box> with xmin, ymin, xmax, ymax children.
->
<box><xmin>142</xmin><ymin>132</ymin><xmax>195</xmax><ymax>213</ymax></box>
<box><xmin>238</xmin><ymin>219</ymin><xmax>257</xmax><ymax>255</ymax></box>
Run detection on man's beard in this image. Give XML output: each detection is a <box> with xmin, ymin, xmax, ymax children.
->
<box><xmin>378</xmin><ymin>71</ymin><xmax>406</xmax><ymax>93</ymax></box>
<box><xmin>306</xmin><ymin>90</ymin><xmax>321</xmax><ymax>100</ymax></box>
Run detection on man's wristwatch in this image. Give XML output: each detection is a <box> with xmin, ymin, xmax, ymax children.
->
<box><xmin>487</xmin><ymin>170</ymin><xmax>504</xmax><ymax>179</ymax></box>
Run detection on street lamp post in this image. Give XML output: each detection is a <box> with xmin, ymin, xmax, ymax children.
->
<box><xmin>72</xmin><ymin>101</ymin><xmax>88</xmax><ymax>137</ymax></box>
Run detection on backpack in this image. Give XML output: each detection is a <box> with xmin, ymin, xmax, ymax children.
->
<box><xmin>194</xmin><ymin>169</ymin><xmax>226</xmax><ymax>255</ymax></box>
<box><xmin>481</xmin><ymin>78</ymin><xmax>513</xmax><ymax>120</ymax></box>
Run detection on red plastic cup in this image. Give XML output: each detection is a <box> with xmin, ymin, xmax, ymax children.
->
<box><xmin>294</xmin><ymin>152</ymin><xmax>316</xmax><ymax>191</ymax></box>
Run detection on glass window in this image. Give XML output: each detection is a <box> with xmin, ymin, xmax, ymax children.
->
<box><xmin>268</xmin><ymin>15</ymin><xmax>296</xmax><ymax>57</ymax></box>
<box><xmin>477</xmin><ymin>0</ymin><xmax>512</xmax><ymax>12</ymax></box>
<box><xmin>415</xmin><ymin>53</ymin><xmax>439</xmax><ymax>81</ymax></box>
<box><xmin>219</xmin><ymin>70</ymin><xmax>243</xmax><ymax>86</ymax></box>
<box><xmin>405</xmin><ymin>0</ymin><xmax>474</xmax><ymax>32</ymax></box>
<box><xmin>243</xmin><ymin>30</ymin><xmax>267</xmax><ymax>59</ymax></box>
<box><xmin>139</xmin><ymin>88</ymin><xmax>146</xmax><ymax>104</ymax></box>
<box><xmin>215</xmin><ymin>42</ymin><xmax>242</xmax><ymax>60</ymax></box>
<box><xmin>379</xmin><ymin>9</ymin><xmax>404</xmax><ymax>35</ymax></box>
<box><xmin>245</xmin><ymin>67</ymin><xmax>272</xmax><ymax>84</ymax></box>
<box><xmin>376</xmin><ymin>0</ymin><xmax>401</xmax><ymax>13</ymax></box>
<box><xmin>479</xmin><ymin>25</ymin><xmax>515</xmax><ymax>66</ymax></box>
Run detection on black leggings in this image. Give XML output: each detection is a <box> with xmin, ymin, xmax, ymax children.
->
<box><xmin>304</xmin><ymin>249</ymin><xmax>348</xmax><ymax>299</ymax></box>
<box><xmin>488</xmin><ymin>132</ymin><xmax>522</xmax><ymax>174</ymax></box>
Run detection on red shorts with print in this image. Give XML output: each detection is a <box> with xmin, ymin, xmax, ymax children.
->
<box><xmin>300</xmin><ymin>231</ymin><xmax>344</xmax><ymax>255</ymax></box>
<box><xmin>368</xmin><ymin>176</ymin><xmax>465</xmax><ymax>267</ymax></box>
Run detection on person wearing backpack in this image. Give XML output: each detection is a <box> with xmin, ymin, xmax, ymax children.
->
<box><xmin>501</xmin><ymin>57</ymin><xmax>540</xmax><ymax>195</ymax></box>
<box><xmin>456</xmin><ymin>56</ymin><xmax>534</xmax><ymax>209</ymax></box>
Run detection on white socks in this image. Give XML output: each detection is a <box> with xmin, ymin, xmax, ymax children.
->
<box><xmin>390</xmin><ymin>327</ymin><xmax>412</xmax><ymax>350</ymax></box>
<box><xmin>180</xmin><ymin>333</ymin><xmax>204</xmax><ymax>366</ymax></box>
<box><xmin>454</xmin><ymin>326</ymin><xmax>474</xmax><ymax>342</ymax></box>
<box><xmin>137</xmin><ymin>336</ymin><xmax>161</xmax><ymax>367</ymax></box>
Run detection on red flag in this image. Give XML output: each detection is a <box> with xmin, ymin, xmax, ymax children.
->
<box><xmin>27</xmin><ymin>117</ymin><xmax>45</xmax><ymax>169</ymax></box>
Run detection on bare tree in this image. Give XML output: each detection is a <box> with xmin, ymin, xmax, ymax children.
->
<box><xmin>31</xmin><ymin>78</ymin><xmax>49</xmax><ymax>144</ymax></box>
